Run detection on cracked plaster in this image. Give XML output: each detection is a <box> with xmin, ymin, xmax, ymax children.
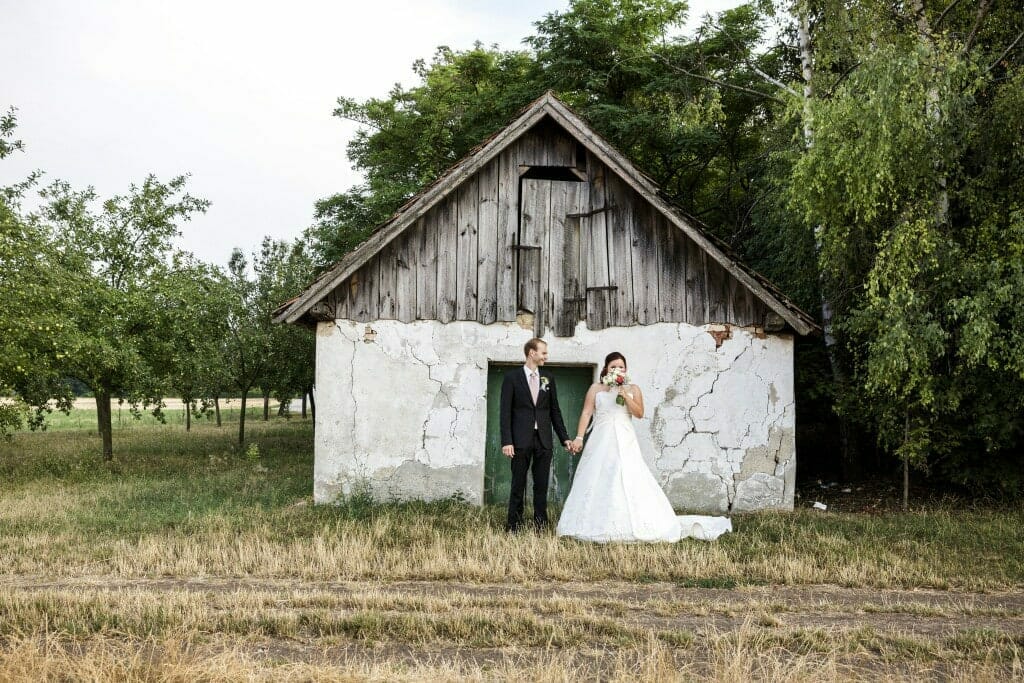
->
<box><xmin>312</xmin><ymin>320</ymin><xmax>796</xmax><ymax>512</ymax></box>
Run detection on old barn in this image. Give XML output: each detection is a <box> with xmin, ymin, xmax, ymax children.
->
<box><xmin>275</xmin><ymin>92</ymin><xmax>819</xmax><ymax>514</ymax></box>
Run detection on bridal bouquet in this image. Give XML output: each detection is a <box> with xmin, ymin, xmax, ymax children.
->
<box><xmin>602</xmin><ymin>368</ymin><xmax>630</xmax><ymax>405</ymax></box>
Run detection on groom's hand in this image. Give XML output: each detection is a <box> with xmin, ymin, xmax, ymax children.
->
<box><xmin>502</xmin><ymin>444</ymin><xmax>515</xmax><ymax>458</ymax></box>
<box><xmin>563</xmin><ymin>439</ymin><xmax>574</xmax><ymax>453</ymax></box>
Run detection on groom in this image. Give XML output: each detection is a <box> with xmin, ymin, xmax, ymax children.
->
<box><xmin>499</xmin><ymin>337</ymin><xmax>574</xmax><ymax>533</ymax></box>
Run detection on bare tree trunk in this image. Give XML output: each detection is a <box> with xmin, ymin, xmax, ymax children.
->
<box><xmin>214</xmin><ymin>396</ymin><xmax>222</xmax><ymax>427</ymax></box>
<box><xmin>238</xmin><ymin>393</ymin><xmax>248</xmax><ymax>447</ymax></box>
<box><xmin>799</xmin><ymin>7</ymin><xmax>855</xmax><ymax>478</ymax></box>
<box><xmin>185</xmin><ymin>398</ymin><xmax>191</xmax><ymax>432</ymax></box>
<box><xmin>308</xmin><ymin>386</ymin><xmax>316</xmax><ymax>420</ymax></box>
<box><xmin>301</xmin><ymin>392</ymin><xmax>307</xmax><ymax>419</ymax></box>
<box><xmin>962</xmin><ymin>0</ymin><xmax>992</xmax><ymax>55</ymax></box>
<box><xmin>262</xmin><ymin>390</ymin><xmax>270</xmax><ymax>421</ymax></box>
<box><xmin>95</xmin><ymin>389</ymin><xmax>113</xmax><ymax>461</ymax></box>
<box><xmin>277</xmin><ymin>400</ymin><xmax>286</xmax><ymax>417</ymax></box>
<box><xmin>903</xmin><ymin>410</ymin><xmax>910</xmax><ymax>512</ymax></box>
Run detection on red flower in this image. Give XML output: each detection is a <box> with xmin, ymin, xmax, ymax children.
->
<box><xmin>616</xmin><ymin>376</ymin><xmax>624</xmax><ymax>385</ymax></box>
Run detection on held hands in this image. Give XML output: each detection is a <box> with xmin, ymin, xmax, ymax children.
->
<box><xmin>503</xmin><ymin>441</ymin><xmax>580</xmax><ymax>457</ymax></box>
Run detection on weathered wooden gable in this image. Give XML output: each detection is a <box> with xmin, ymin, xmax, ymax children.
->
<box><xmin>324</xmin><ymin>116</ymin><xmax>770</xmax><ymax>336</ymax></box>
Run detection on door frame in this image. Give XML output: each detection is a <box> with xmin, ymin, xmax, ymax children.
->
<box><xmin>483</xmin><ymin>361</ymin><xmax>597</xmax><ymax>506</ymax></box>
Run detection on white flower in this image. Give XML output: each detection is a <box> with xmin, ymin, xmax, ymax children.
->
<box><xmin>602</xmin><ymin>368</ymin><xmax>629</xmax><ymax>387</ymax></box>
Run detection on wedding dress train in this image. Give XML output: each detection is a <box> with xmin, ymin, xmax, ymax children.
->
<box><xmin>556</xmin><ymin>390</ymin><xmax>732</xmax><ymax>543</ymax></box>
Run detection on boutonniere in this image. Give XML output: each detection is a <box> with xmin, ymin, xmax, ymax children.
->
<box><xmin>539</xmin><ymin>376</ymin><xmax>550</xmax><ymax>391</ymax></box>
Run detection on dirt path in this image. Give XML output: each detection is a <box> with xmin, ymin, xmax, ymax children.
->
<box><xmin>4</xmin><ymin>577</ymin><xmax>1022</xmax><ymax>678</ymax></box>
<box><xmin>6</xmin><ymin>576</ymin><xmax>1023</xmax><ymax>638</ymax></box>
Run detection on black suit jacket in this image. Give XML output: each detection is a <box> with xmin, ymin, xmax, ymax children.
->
<box><xmin>499</xmin><ymin>367</ymin><xmax>571</xmax><ymax>451</ymax></box>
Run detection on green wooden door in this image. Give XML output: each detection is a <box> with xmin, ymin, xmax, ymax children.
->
<box><xmin>484</xmin><ymin>364</ymin><xmax>594</xmax><ymax>505</ymax></box>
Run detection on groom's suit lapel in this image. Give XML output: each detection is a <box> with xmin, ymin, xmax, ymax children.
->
<box><xmin>515</xmin><ymin>366</ymin><xmax>534</xmax><ymax>405</ymax></box>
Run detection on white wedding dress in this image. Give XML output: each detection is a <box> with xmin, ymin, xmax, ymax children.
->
<box><xmin>556</xmin><ymin>389</ymin><xmax>733</xmax><ymax>543</ymax></box>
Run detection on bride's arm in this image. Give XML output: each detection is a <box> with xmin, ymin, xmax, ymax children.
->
<box><xmin>621</xmin><ymin>384</ymin><xmax>644</xmax><ymax>419</ymax></box>
<box><xmin>572</xmin><ymin>385</ymin><xmax>599</xmax><ymax>447</ymax></box>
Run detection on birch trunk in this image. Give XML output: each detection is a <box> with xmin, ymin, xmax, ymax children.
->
<box><xmin>911</xmin><ymin>0</ymin><xmax>950</xmax><ymax>225</ymax></box>
<box><xmin>799</xmin><ymin>5</ymin><xmax>854</xmax><ymax>475</ymax></box>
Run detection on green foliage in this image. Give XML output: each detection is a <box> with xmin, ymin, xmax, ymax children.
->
<box><xmin>252</xmin><ymin>236</ymin><xmax>315</xmax><ymax>408</ymax></box>
<box><xmin>37</xmin><ymin>175</ymin><xmax>211</xmax><ymax>403</ymax></box>
<box><xmin>0</xmin><ymin>107</ymin><xmax>27</xmax><ymax>163</ymax></box>
<box><xmin>307</xmin><ymin>0</ymin><xmax>1024</xmax><ymax>493</ymax></box>
<box><xmin>0</xmin><ymin>109</ymin><xmax>75</xmax><ymax>437</ymax></box>
<box><xmin>156</xmin><ymin>256</ymin><xmax>233</xmax><ymax>423</ymax></box>
<box><xmin>790</xmin><ymin>1</ymin><xmax>1024</xmax><ymax>489</ymax></box>
<box><xmin>315</xmin><ymin>0</ymin><xmax>795</xmax><ymax>261</ymax></box>
<box><xmin>2</xmin><ymin>171</ymin><xmax>210</xmax><ymax>455</ymax></box>
<box><xmin>220</xmin><ymin>236</ymin><xmax>314</xmax><ymax>443</ymax></box>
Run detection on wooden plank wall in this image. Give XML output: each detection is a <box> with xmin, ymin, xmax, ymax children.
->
<box><xmin>325</xmin><ymin>118</ymin><xmax>769</xmax><ymax>333</ymax></box>
<box><xmin>584</xmin><ymin>154</ymin><xmax>615</xmax><ymax>330</ymax></box>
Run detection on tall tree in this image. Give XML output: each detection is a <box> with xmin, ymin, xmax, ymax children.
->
<box><xmin>222</xmin><ymin>248</ymin><xmax>274</xmax><ymax>446</ymax></box>
<box><xmin>158</xmin><ymin>257</ymin><xmax>232</xmax><ymax>431</ymax></box>
<box><xmin>790</xmin><ymin>0</ymin><xmax>1024</xmax><ymax>500</ymax></box>
<box><xmin>252</xmin><ymin>237</ymin><xmax>316</xmax><ymax>420</ymax></box>
<box><xmin>38</xmin><ymin>175</ymin><xmax>209</xmax><ymax>459</ymax></box>
<box><xmin>0</xmin><ymin>108</ymin><xmax>75</xmax><ymax>437</ymax></box>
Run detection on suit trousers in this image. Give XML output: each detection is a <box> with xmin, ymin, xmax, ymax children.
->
<box><xmin>506</xmin><ymin>429</ymin><xmax>552</xmax><ymax>532</ymax></box>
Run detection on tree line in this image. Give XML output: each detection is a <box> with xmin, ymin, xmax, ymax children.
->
<box><xmin>3</xmin><ymin>0</ymin><xmax>1023</xmax><ymax>501</ymax></box>
<box><xmin>0</xmin><ymin>127</ymin><xmax>315</xmax><ymax>456</ymax></box>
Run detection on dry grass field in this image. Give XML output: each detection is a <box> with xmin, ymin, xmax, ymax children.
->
<box><xmin>1</xmin><ymin>413</ymin><xmax>1022</xmax><ymax>680</ymax></box>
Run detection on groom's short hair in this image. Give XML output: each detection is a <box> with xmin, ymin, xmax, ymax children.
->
<box><xmin>524</xmin><ymin>337</ymin><xmax>546</xmax><ymax>357</ymax></box>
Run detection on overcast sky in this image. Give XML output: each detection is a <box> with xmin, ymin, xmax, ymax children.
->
<box><xmin>2</xmin><ymin>0</ymin><xmax>743</xmax><ymax>267</ymax></box>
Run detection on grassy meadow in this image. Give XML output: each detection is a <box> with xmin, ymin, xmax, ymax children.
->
<box><xmin>0</xmin><ymin>413</ymin><xmax>1022</xmax><ymax>680</ymax></box>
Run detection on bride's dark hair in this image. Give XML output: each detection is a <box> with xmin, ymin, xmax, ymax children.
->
<box><xmin>600</xmin><ymin>352</ymin><xmax>627</xmax><ymax>381</ymax></box>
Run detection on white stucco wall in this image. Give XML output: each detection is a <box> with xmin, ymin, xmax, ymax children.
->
<box><xmin>313</xmin><ymin>319</ymin><xmax>795</xmax><ymax>513</ymax></box>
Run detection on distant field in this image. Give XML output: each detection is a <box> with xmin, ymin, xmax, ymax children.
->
<box><xmin>28</xmin><ymin>398</ymin><xmax>297</xmax><ymax>431</ymax></box>
<box><xmin>1</xmin><ymin>417</ymin><xmax>1022</xmax><ymax>680</ymax></box>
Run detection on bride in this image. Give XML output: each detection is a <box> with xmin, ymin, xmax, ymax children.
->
<box><xmin>556</xmin><ymin>352</ymin><xmax>733</xmax><ymax>543</ymax></box>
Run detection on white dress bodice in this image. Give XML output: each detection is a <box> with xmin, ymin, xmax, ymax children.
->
<box><xmin>592</xmin><ymin>389</ymin><xmax>630</xmax><ymax>425</ymax></box>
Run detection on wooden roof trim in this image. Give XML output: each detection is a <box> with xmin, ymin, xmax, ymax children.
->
<box><xmin>539</xmin><ymin>98</ymin><xmax>817</xmax><ymax>336</ymax></box>
<box><xmin>275</xmin><ymin>93</ymin><xmax>556</xmax><ymax>324</ymax></box>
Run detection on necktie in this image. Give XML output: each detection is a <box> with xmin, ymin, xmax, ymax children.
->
<box><xmin>529</xmin><ymin>372</ymin><xmax>539</xmax><ymax>404</ymax></box>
